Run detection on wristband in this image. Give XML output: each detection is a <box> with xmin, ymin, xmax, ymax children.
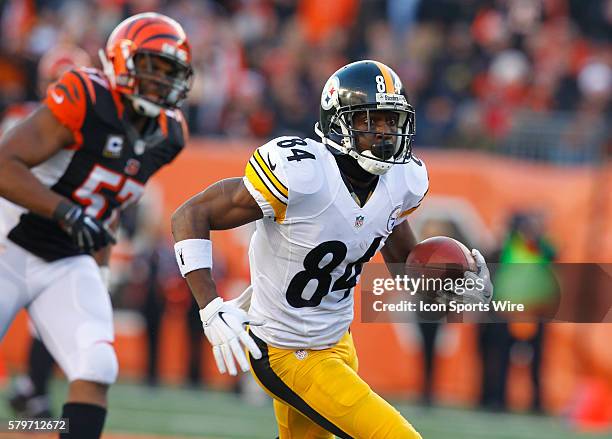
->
<box><xmin>174</xmin><ymin>238</ymin><xmax>213</xmax><ymax>277</ymax></box>
<box><xmin>52</xmin><ymin>199</ymin><xmax>81</xmax><ymax>226</ymax></box>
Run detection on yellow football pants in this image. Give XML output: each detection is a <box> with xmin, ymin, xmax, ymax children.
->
<box><xmin>248</xmin><ymin>331</ymin><xmax>422</xmax><ymax>439</ymax></box>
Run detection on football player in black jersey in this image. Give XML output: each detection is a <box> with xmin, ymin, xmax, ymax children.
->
<box><xmin>2</xmin><ymin>43</ymin><xmax>92</xmax><ymax>421</ymax></box>
<box><xmin>0</xmin><ymin>12</ymin><xmax>193</xmax><ymax>439</ymax></box>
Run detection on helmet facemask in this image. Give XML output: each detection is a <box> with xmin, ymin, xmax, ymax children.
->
<box><xmin>328</xmin><ymin>105</ymin><xmax>415</xmax><ymax>175</ymax></box>
<box><xmin>99</xmin><ymin>47</ymin><xmax>193</xmax><ymax>118</ymax></box>
<box><xmin>127</xmin><ymin>51</ymin><xmax>193</xmax><ymax>117</ymax></box>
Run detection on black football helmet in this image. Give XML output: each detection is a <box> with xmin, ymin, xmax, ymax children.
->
<box><xmin>315</xmin><ymin>60</ymin><xmax>415</xmax><ymax>175</ymax></box>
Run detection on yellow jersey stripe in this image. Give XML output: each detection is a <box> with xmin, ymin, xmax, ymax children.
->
<box><xmin>253</xmin><ymin>149</ymin><xmax>289</xmax><ymax>198</ymax></box>
<box><xmin>373</xmin><ymin>61</ymin><xmax>394</xmax><ymax>93</ymax></box>
<box><xmin>246</xmin><ymin>160</ymin><xmax>288</xmax><ymax>205</ymax></box>
<box><xmin>245</xmin><ymin>161</ymin><xmax>287</xmax><ymax>223</ymax></box>
<box><xmin>399</xmin><ymin>205</ymin><xmax>419</xmax><ymax>218</ymax></box>
<box><xmin>249</xmin><ymin>157</ymin><xmax>288</xmax><ymax>204</ymax></box>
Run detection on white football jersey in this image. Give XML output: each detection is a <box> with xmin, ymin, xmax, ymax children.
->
<box><xmin>243</xmin><ymin>137</ymin><xmax>428</xmax><ymax>349</ymax></box>
<box><xmin>0</xmin><ymin>198</ymin><xmax>24</xmax><ymax>241</ymax></box>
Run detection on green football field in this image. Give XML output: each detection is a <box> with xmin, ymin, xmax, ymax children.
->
<box><xmin>0</xmin><ymin>379</ymin><xmax>609</xmax><ymax>439</ymax></box>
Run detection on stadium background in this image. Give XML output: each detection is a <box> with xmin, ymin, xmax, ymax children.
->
<box><xmin>0</xmin><ymin>0</ymin><xmax>610</xmax><ymax>438</ymax></box>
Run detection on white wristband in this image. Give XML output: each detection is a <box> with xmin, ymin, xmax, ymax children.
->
<box><xmin>174</xmin><ymin>239</ymin><xmax>213</xmax><ymax>277</ymax></box>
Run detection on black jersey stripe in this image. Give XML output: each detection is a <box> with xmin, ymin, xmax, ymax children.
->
<box><xmin>140</xmin><ymin>34</ymin><xmax>180</xmax><ymax>45</ymax></box>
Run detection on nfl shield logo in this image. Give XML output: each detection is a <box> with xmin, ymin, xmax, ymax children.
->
<box><xmin>354</xmin><ymin>215</ymin><xmax>365</xmax><ymax>228</ymax></box>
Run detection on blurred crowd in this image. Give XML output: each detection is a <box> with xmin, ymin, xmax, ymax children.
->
<box><xmin>1</xmin><ymin>1</ymin><xmax>609</xmax><ymax>426</ymax></box>
<box><xmin>0</xmin><ymin>0</ymin><xmax>610</xmax><ymax>163</ymax></box>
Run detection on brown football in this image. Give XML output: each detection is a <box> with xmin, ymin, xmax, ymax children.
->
<box><xmin>406</xmin><ymin>236</ymin><xmax>477</xmax><ymax>282</ymax></box>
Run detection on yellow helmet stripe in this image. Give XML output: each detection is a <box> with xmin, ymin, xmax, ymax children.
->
<box><xmin>373</xmin><ymin>61</ymin><xmax>394</xmax><ymax>93</ymax></box>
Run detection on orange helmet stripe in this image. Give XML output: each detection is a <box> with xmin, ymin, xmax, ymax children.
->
<box><xmin>127</xmin><ymin>18</ymin><xmax>157</xmax><ymax>41</ymax></box>
<box><xmin>131</xmin><ymin>22</ymin><xmax>165</xmax><ymax>43</ymax></box>
<box><xmin>373</xmin><ymin>61</ymin><xmax>394</xmax><ymax>93</ymax></box>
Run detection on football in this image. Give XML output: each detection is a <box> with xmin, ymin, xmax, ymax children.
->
<box><xmin>405</xmin><ymin>236</ymin><xmax>477</xmax><ymax>282</ymax></box>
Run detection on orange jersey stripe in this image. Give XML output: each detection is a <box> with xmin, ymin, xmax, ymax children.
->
<box><xmin>159</xmin><ymin>111</ymin><xmax>168</xmax><ymax>137</ymax></box>
<box><xmin>76</xmin><ymin>71</ymin><xmax>96</xmax><ymax>105</ymax></box>
<box><xmin>45</xmin><ymin>69</ymin><xmax>88</xmax><ymax>149</ymax></box>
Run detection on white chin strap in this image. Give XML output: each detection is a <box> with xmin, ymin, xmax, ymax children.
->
<box><xmin>349</xmin><ymin>149</ymin><xmax>393</xmax><ymax>175</ymax></box>
<box><xmin>128</xmin><ymin>96</ymin><xmax>161</xmax><ymax>117</ymax></box>
<box><xmin>314</xmin><ymin>123</ymin><xmax>393</xmax><ymax>176</ymax></box>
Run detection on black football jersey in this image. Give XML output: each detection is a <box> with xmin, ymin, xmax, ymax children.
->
<box><xmin>8</xmin><ymin>68</ymin><xmax>187</xmax><ymax>261</ymax></box>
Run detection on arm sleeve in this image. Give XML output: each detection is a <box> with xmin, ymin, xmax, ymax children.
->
<box><xmin>44</xmin><ymin>70</ymin><xmax>88</xmax><ymax>149</ymax></box>
<box><xmin>242</xmin><ymin>140</ymin><xmax>290</xmax><ymax>223</ymax></box>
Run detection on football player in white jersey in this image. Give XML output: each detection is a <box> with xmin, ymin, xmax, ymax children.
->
<box><xmin>172</xmin><ymin>60</ymin><xmax>492</xmax><ymax>438</ymax></box>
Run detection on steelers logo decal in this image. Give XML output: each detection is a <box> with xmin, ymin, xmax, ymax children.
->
<box><xmin>387</xmin><ymin>206</ymin><xmax>402</xmax><ymax>232</ymax></box>
<box><xmin>321</xmin><ymin>76</ymin><xmax>339</xmax><ymax>110</ymax></box>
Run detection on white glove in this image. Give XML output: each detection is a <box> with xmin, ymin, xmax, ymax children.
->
<box><xmin>459</xmin><ymin>249</ymin><xmax>493</xmax><ymax>304</ymax></box>
<box><xmin>200</xmin><ymin>296</ymin><xmax>263</xmax><ymax>376</ymax></box>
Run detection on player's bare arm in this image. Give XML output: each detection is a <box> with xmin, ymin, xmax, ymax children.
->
<box><xmin>381</xmin><ymin>220</ymin><xmax>418</xmax><ymax>276</ymax></box>
<box><xmin>172</xmin><ymin>177</ymin><xmax>262</xmax><ymax>238</ymax></box>
<box><xmin>0</xmin><ymin>104</ymin><xmax>115</xmax><ymax>252</ymax></box>
<box><xmin>172</xmin><ymin>177</ymin><xmax>264</xmax><ymax>375</ymax></box>
<box><xmin>0</xmin><ymin>105</ymin><xmax>74</xmax><ymax>218</ymax></box>
<box><xmin>171</xmin><ymin>177</ymin><xmax>262</xmax><ymax>307</ymax></box>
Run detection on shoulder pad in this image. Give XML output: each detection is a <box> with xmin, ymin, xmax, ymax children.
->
<box><xmin>244</xmin><ymin>137</ymin><xmax>326</xmax><ymax>223</ymax></box>
<box><xmin>160</xmin><ymin>109</ymin><xmax>188</xmax><ymax>148</ymax></box>
<box><xmin>404</xmin><ymin>155</ymin><xmax>429</xmax><ymax>201</ymax></box>
<box><xmin>45</xmin><ymin>70</ymin><xmax>89</xmax><ymax>127</ymax></box>
<box><xmin>44</xmin><ymin>69</ymin><xmax>96</xmax><ymax>148</ymax></box>
<box><xmin>264</xmin><ymin>136</ymin><xmax>325</xmax><ymax>196</ymax></box>
<box><xmin>386</xmin><ymin>155</ymin><xmax>429</xmax><ymax>214</ymax></box>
